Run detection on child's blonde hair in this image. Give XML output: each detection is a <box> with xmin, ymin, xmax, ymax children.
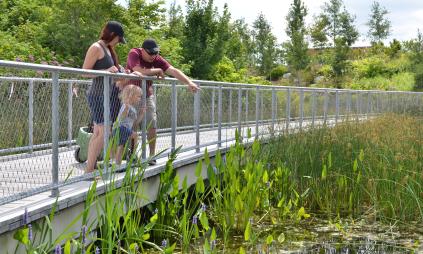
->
<box><xmin>120</xmin><ymin>84</ymin><xmax>142</xmax><ymax>103</ymax></box>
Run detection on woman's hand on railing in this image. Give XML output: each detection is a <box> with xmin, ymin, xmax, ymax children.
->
<box><xmin>107</xmin><ymin>66</ymin><xmax>119</xmax><ymax>73</ymax></box>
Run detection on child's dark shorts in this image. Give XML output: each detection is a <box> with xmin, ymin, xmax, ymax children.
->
<box><xmin>112</xmin><ymin>126</ymin><xmax>132</xmax><ymax>145</ymax></box>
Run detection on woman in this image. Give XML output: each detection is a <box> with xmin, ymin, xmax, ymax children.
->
<box><xmin>82</xmin><ymin>20</ymin><xmax>126</xmax><ymax>173</ymax></box>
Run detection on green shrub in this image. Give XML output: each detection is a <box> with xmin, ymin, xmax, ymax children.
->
<box><xmin>352</xmin><ymin>56</ymin><xmax>389</xmax><ymax>78</ymax></box>
<box><xmin>317</xmin><ymin>64</ymin><xmax>333</xmax><ymax>78</ymax></box>
<box><xmin>346</xmin><ymin>72</ymin><xmax>414</xmax><ymax>91</ymax></box>
<box><xmin>414</xmin><ymin>64</ymin><xmax>423</xmax><ymax>89</ymax></box>
<box><xmin>269</xmin><ymin>65</ymin><xmax>287</xmax><ymax>81</ymax></box>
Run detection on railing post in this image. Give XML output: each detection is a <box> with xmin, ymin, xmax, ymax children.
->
<box><xmin>335</xmin><ymin>90</ymin><xmax>339</xmax><ymax>124</ymax></box>
<box><xmin>171</xmin><ymin>81</ymin><xmax>177</xmax><ymax>153</ymax></box>
<box><xmin>67</xmin><ymin>82</ymin><xmax>73</xmax><ymax>147</ymax></box>
<box><xmin>245</xmin><ymin>89</ymin><xmax>249</xmax><ymax>124</ymax></box>
<box><xmin>261</xmin><ymin>91</ymin><xmax>264</xmax><ymax>125</ymax></box>
<box><xmin>217</xmin><ymin>85</ymin><xmax>222</xmax><ymax>147</ymax></box>
<box><xmin>28</xmin><ymin>80</ymin><xmax>34</xmax><ymax>153</ymax></box>
<box><xmin>285</xmin><ymin>88</ymin><xmax>291</xmax><ymax>132</ymax></box>
<box><xmin>141</xmin><ymin>79</ymin><xmax>147</xmax><ymax>159</ymax></box>
<box><xmin>323</xmin><ymin>89</ymin><xmax>328</xmax><ymax>125</ymax></box>
<box><xmin>271</xmin><ymin>88</ymin><xmax>276</xmax><ymax>134</ymax></box>
<box><xmin>255</xmin><ymin>86</ymin><xmax>259</xmax><ymax>139</ymax></box>
<box><xmin>103</xmin><ymin>76</ymin><xmax>111</xmax><ymax>168</ymax></box>
<box><xmin>194</xmin><ymin>88</ymin><xmax>201</xmax><ymax>153</ymax></box>
<box><xmin>311</xmin><ymin>90</ymin><xmax>316</xmax><ymax>128</ymax></box>
<box><xmin>229</xmin><ymin>89</ymin><xmax>232</xmax><ymax>127</ymax></box>
<box><xmin>211</xmin><ymin>88</ymin><xmax>215</xmax><ymax>128</ymax></box>
<box><xmin>356</xmin><ymin>91</ymin><xmax>360</xmax><ymax>121</ymax></box>
<box><xmin>238</xmin><ymin>87</ymin><xmax>242</xmax><ymax>138</ymax></box>
<box><xmin>367</xmin><ymin>91</ymin><xmax>371</xmax><ymax>118</ymax></box>
<box><xmin>51</xmin><ymin>72</ymin><xmax>60</xmax><ymax>197</ymax></box>
<box><xmin>299</xmin><ymin>88</ymin><xmax>304</xmax><ymax>130</ymax></box>
<box><xmin>403</xmin><ymin>93</ymin><xmax>407</xmax><ymax>114</ymax></box>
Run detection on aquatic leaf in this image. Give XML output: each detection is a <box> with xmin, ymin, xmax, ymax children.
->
<box><xmin>262</xmin><ymin>170</ymin><xmax>269</xmax><ymax>184</ymax></box>
<box><xmin>182</xmin><ymin>176</ymin><xmax>188</xmax><ymax>192</ymax></box>
<box><xmin>64</xmin><ymin>240</ymin><xmax>71</xmax><ymax>254</ymax></box>
<box><xmin>359</xmin><ymin>149</ymin><xmax>364</xmax><ymax>162</ymax></box>
<box><xmin>235</xmin><ymin>195</ymin><xmax>243</xmax><ymax>212</ymax></box>
<box><xmin>266</xmin><ymin>235</ymin><xmax>273</xmax><ymax>245</ymax></box>
<box><xmin>321</xmin><ymin>165</ymin><xmax>327</xmax><ymax>180</ymax></box>
<box><xmin>215</xmin><ymin>151</ymin><xmax>222</xmax><ymax>168</ymax></box>
<box><xmin>194</xmin><ymin>224</ymin><xmax>200</xmax><ymax>238</ymax></box>
<box><xmin>357</xmin><ymin>171</ymin><xmax>362</xmax><ymax>183</ymax></box>
<box><xmin>196</xmin><ymin>176</ymin><xmax>205</xmax><ymax>193</ymax></box>
<box><xmin>203</xmin><ymin>239</ymin><xmax>211</xmax><ymax>254</ymax></box>
<box><xmin>150</xmin><ymin>213</ymin><xmax>158</xmax><ymax>223</ymax></box>
<box><xmin>195</xmin><ymin>159</ymin><xmax>203</xmax><ymax>177</ymax></box>
<box><xmin>239</xmin><ymin>247</ymin><xmax>246</xmax><ymax>254</ymax></box>
<box><xmin>170</xmin><ymin>175</ymin><xmax>179</xmax><ymax>198</ymax></box>
<box><xmin>211</xmin><ymin>228</ymin><xmax>217</xmax><ymax>241</ymax></box>
<box><xmin>165</xmin><ymin>242</ymin><xmax>176</xmax><ymax>254</ymax></box>
<box><xmin>277</xmin><ymin>197</ymin><xmax>285</xmax><ymax>208</ymax></box>
<box><xmin>244</xmin><ymin>220</ymin><xmax>252</xmax><ymax>241</ymax></box>
<box><xmin>297</xmin><ymin>207</ymin><xmax>310</xmax><ymax>220</ymax></box>
<box><xmin>13</xmin><ymin>227</ymin><xmax>29</xmax><ymax>245</ymax></box>
<box><xmin>277</xmin><ymin>233</ymin><xmax>285</xmax><ymax>243</ymax></box>
<box><xmin>129</xmin><ymin>243</ymin><xmax>139</xmax><ymax>251</ymax></box>
<box><xmin>252</xmin><ymin>139</ymin><xmax>260</xmax><ymax>156</ymax></box>
<box><xmin>328</xmin><ymin>152</ymin><xmax>332</xmax><ymax>169</ymax></box>
<box><xmin>204</xmin><ymin>148</ymin><xmax>210</xmax><ymax>166</ymax></box>
<box><xmin>271</xmin><ymin>216</ymin><xmax>277</xmax><ymax>225</ymax></box>
<box><xmin>200</xmin><ymin>212</ymin><xmax>209</xmax><ymax>230</ymax></box>
<box><xmin>143</xmin><ymin>233</ymin><xmax>150</xmax><ymax>240</ymax></box>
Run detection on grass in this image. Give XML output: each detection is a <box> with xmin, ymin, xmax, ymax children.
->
<box><xmin>12</xmin><ymin>114</ymin><xmax>423</xmax><ymax>253</ymax></box>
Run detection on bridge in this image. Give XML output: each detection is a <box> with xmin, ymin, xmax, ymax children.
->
<box><xmin>0</xmin><ymin>60</ymin><xmax>422</xmax><ymax>252</ymax></box>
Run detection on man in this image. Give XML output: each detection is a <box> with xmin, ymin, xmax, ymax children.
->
<box><xmin>126</xmin><ymin>39</ymin><xmax>199</xmax><ymax>165</ymax></box>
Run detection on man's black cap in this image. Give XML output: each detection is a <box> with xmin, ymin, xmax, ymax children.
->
<box><xmin>106</xmin><ymin>21</ymin><xmax>126</xmax><ymax>44</ymax></box>
<box><xmin>142</xmin><ymin>39</ymin><xmax>159</xmax><ymax>54</ymax></box>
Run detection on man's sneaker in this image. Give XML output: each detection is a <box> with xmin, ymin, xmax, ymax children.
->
<box><xmin>148</xmin><ymin>159</ymin><xmax>157</xmax><ymax>166</ymax></box>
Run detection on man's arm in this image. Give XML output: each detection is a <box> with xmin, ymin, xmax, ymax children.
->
<box><xmin>132</xmin><ymin>66</ymin><xmax>165</xmax><ymax>79</ymax></box>
<box><xmin>165</xmin><ymin>66</ymin><xmax>199</xmax><ymax>92</ymax></box>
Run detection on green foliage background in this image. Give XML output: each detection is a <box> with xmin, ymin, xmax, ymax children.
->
<box><xmin>0</xmin><ymin>0</ymin><xmax>422</xmax><ymax>90</ymax></box>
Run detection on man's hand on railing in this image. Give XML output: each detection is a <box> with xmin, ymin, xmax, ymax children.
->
<box><xmin>153</xmin><ymin>68</ymin><xmax>165</xmax><ymax>79</ymax></box>
<box><xmin>187</xmin><ymin>81</ymin><xmax>200</xmax><ymax>93</ymax></box>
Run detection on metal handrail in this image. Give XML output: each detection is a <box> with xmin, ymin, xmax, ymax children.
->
<box><xmin>0</xmin><ymin>59</ymin><xmax>422</xmax><ymax>205</ymax></box>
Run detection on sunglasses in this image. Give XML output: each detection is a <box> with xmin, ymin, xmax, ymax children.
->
<box><xmin>145</xmin><ymin>49</ymin><xmax>159</xmax><ymax>56</ymax></box>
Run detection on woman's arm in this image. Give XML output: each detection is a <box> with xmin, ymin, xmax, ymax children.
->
<box><xmin>82</xmin><ymin>43</ymin><xmax>118</xmax><ymax>77</ymax></box>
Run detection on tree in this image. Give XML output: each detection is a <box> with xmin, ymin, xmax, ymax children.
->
<box><xmin>312</xmin><ymin>0</ymin><xmax>359</xmax><ymax>85</ymax></box>
<box><xmin>310</xmin><ymin>14</ymin><xmax>329</xmax><ymax>49</ymax></box>
<box><xmin>182</xmin><ymin>0</ymin><xmax>230</xmax><ymax>79</ymax></box>
<box><xmin>225</xmin><ymin>18</ymin><xmax>254</xmax><ymax>70</ymax></box>
<box><xmin>321</xmin><ymin>0</ymin><xmax>359</xmax><ymax>46</ymax></box>
<box><xmin>252</xmin><ymin>13</ymin><xmax>278</xmax><ymax>77</ymax></box>
<box><xmin>367</xmin><ymin>1</ymin><xmax>391</xmax><ymax>43</ymax></box>
<box><xmin>127</xmin><ymin>0</ymin><xmax>166</xmax><ymax>30</ymax></box>
<box><xmin>165</xmin><ymin>0</ymin><xmax>184</xmax><ymax>39</ymax></box>
<box><xmin>285</xmin><ymin>0</ymin><xmax>309</xmax><ymax>85</ymax></box>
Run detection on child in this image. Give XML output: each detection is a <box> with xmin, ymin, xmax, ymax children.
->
<box><xmin>112</xmin><ymin>84</ymin><xmax>143</xmax><ymax>164</ymax></box>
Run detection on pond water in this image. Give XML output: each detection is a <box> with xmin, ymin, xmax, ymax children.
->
<box><xmin>173</xmin><ymin>217</ymin><xmax>423</xmax><ymax>253</ymax></box>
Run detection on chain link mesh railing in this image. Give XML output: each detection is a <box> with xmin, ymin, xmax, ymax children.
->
<box><xmin>0</xmin><ymin>60</ymin><xmax>423</xmax><ymax>205</ymax></box>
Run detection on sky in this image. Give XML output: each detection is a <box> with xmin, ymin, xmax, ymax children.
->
<box><xmin>118</xmin><ymin>0</ymin><xmax>423</xmax><ymax>46</ymax></box>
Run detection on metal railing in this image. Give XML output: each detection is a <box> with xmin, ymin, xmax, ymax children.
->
<box><xmin>0</xmin><ymin>59</ymin><xmax>422</xmax><ymax>205</ymax></box>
